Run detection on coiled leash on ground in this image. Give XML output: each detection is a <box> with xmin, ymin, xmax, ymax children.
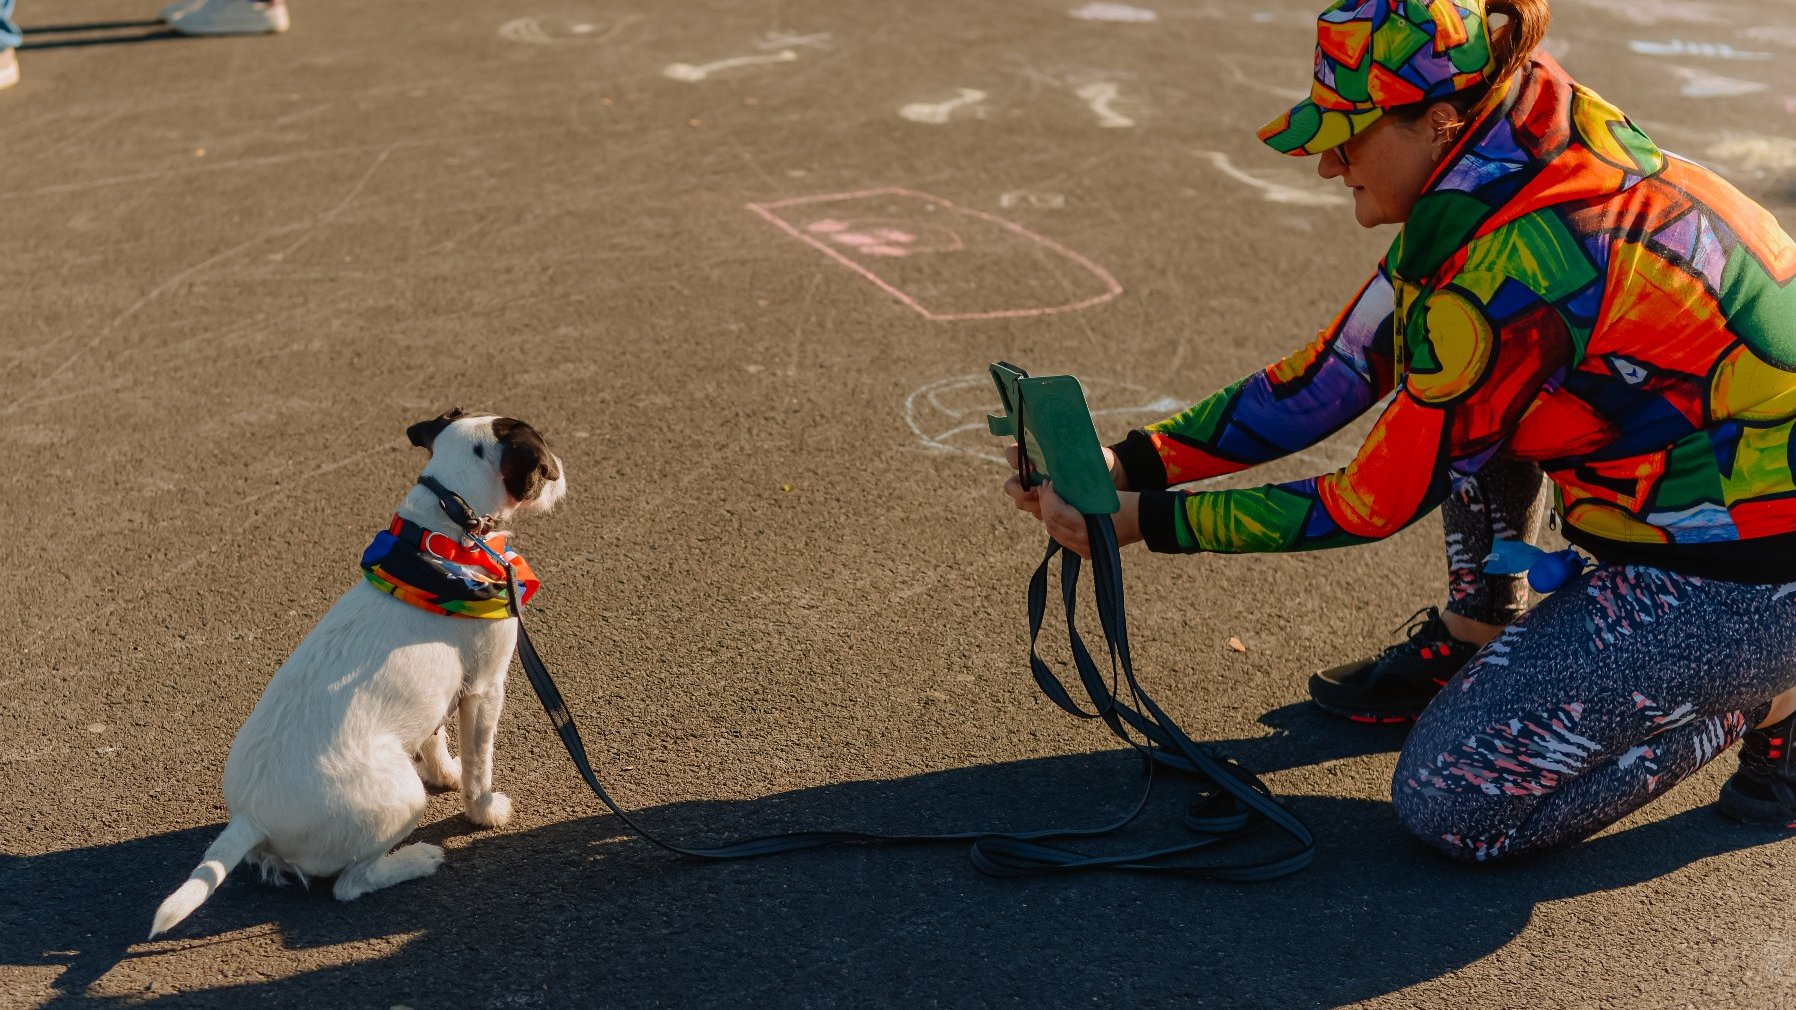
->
<box><xmin>425</xmin><ymin>364</ymin><xmax>1314</xmax><ymax>878</ymax></box>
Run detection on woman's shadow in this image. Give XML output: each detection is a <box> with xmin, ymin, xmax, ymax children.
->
<box><xmin>5</xmin><ymin>703</ymin><xmax>1786</xmax><ymax>1010</ymax></box>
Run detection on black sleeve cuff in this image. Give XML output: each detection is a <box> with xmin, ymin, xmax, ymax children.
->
<box><xmin>1110</xmin><ymin>429</ymin><xmax>1170</xmax><ymax>493</ymax></box>
<box><xmin>1137</xmin><ymin>489</ymin><xmax>1190</xmax><ymax>553</ymax></box>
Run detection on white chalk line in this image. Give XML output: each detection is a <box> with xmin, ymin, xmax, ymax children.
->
<box><xmin>1218</xmin><ymin>55</ymin><xmax>1309</xmax><ymax>102</ymax></box>
<box><xmin>498</xmin><ymin>14</ymin><xmax>640</xmax><ymax>46</ymax></box>
<box><xmin>1196</xmin><ymin>150</ymin><xmax>1349</xmax><ymax>207</ymax></box>
<box><xmin>1629</xmin><ymin>39</ymin><xmax>1771</xmax><ymax>61</ymax></box>
<box><xmin>905</xmin><ymin>374</ymin><xmax>1352</xmax><ymax>479</ymax></box>
<box><xmin>899</xmin><ymin>87</ymin><xmax>988</xmax><ymax>125</ymax></box>
<box><xmin>1074</xmin><ymin>81</ymin><xmax>1136</xmax><ymax>128</ymax></box>
<box><xmin>1670</xmin><ymin>66</ymin><xmax>1768</xmax><ymax>98</ymax></box>
<box><xmin>664</xmin><ymin>49</ymin><xmax>798</xmax><ymax>82</ymax></box>
<box><xmin>756</xmin><ymin>31</ymin><xmax>832</xmax><ymax>50</ymax></box>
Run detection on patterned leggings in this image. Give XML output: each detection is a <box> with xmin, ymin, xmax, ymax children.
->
<box><xmin>1392</xmin><ymin>565</ymin><xmax>1796</xmax><ymax>861</ymax></box>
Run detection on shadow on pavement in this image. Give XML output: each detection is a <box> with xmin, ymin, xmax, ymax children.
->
<box><xmin>5</xmin><ymin>715</ymin><xmax>1785</xmax><ymax>1009</ymax></box>
<box><xmin>19</xmin><ymin>22</ymin><xmax>178</xmax><ymax>51</ymax></box>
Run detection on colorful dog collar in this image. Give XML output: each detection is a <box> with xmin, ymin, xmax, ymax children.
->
<box><xmin>361</xmin><ymin>515</ymin><xmax>539</xmax><ymax>619</ymax></box>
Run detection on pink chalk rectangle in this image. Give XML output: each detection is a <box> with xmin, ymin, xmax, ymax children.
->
<box><xmin>746</xmin><ymin>187</ymin><xmax>1123</xmax><ymax>321</ymax></box>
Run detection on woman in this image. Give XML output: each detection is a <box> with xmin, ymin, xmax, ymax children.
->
<box><xmin>1006</xmin><ymin>0</ymin><xmax>1796</xmax><ymax>861</ymax></box>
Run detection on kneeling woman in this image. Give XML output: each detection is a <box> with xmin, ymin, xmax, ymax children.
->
<box><xmin>1006</xmin><ymin>0</ymin><xmax>1796</xmax><ymax>861</ymax></box>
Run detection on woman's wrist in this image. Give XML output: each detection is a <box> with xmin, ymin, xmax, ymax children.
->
<box><xmin>1113</xmin><ymin>491</ymin><xmax>1144</xmax><ymax>547</ymax></box>
<box><xmin>1108</xmin><ymin>430</ymin><xmax>1168</xmax><ymax>492</ymax></box>
<box><xmin>1104</xmin><ymin>447</ymin><xmax>1132</xmax><ymax>492</ymax></box>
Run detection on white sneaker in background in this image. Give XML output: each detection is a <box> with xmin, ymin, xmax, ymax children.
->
<box><xmin>158</xmin><ymin>0</ymin><xmax>205</xmax><ymax>22</ymax></box>
<box><xmin>168</xmin><ymin>0</ymin><xmax>288</xmax><ymax>36</ymax></box>
<box><xmin>0</xmin><ymin>50</ymin><xmax>18</xmax><ymax>92</ymax></box>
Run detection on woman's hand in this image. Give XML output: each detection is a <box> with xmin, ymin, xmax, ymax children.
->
<box><xmin>1037</xmin><ymin>481</ymin><xmax>1143</xmax><ymax>558</ymax></box>
<box><xmin>1003</xmin><ymin>444</ymin><xmax>1043</xmax><ymax>518</ymax></box>
<box><xmin>1006</xmin><ymin>444</ymin><xmax>1129</xmax><ymax>507</ymax></box>
<box><xmin>1004</xmin><ymin>443</ymin><xmax>1144</xmax><ymax>557</ymax></box>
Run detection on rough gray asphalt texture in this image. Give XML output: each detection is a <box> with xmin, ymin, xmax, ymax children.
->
<box><xmin>6</xmin><ymin>0</ymin><xmax>1796</xmax><ymax>1007</ymax></box>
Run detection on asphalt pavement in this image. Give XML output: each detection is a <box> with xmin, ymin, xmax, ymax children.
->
<box><xmin>6</xmin><ymin>0</ymin><xmax>1796</xmax><ymax>1007</ymax></box>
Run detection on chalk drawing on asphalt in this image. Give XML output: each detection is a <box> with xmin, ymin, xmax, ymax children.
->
<box><xmin>899</xmin><ymin>88</ymin><xmax>989</xmax><ymax>125</ymax></box>
<box><xmin>1629</xmin><ymin>39</ymin><xmax>1771</xmax><ymax>61</ymax></box>
<box><xmin>498</xmin><ymin>15</ymin><xmax>640</xmax><ymax>45</ymax></box>
<box><xmin>1068</xmin><ymin>3</ymin><xmax>1158</xmax><ymax>23</ymax></box>
<box><xmin>1218</xmin><ymin>55</ymin><xmax>1309</xmax><ymax>102</ymax></box>
<box><xmin>1075</xmin><ymin>81</ymin><xmax>1137</xmax><ymax>128</ymax></box>
<box><xmin>748</xmin><ymin>188</ymin><xmax>1122</xmax><ymax>321</ymax></box>
<box><xmin>756</xmin><ymin>31</ymin><xmax>832</xmax><ymax>50</ymax></box>
<box><xmin>664</xmin><ymin>50</ymin><xmax>798</xmax><ymax>82</ymax></box>
<box><xmin>905</xmin><ymin>374</ymin><xmax>1182</xmax><ymax>464</ymax></box>
<box><xmin>904</xmin><ymin>373</ymin><xmax>1355</xmax><ymax>481</ymax></box>
<box><xmin>1195</xmin><ymin>151</ymin><xmax>1350</xmax><ymax>207</ymax></box>
<box><xmin>1670</xmin><ymin>66</ymin><xmax>1768</xmax><ymax>98</ymax></box>
<box><xmin>999</xmin><ymin>190</ymin><xmax>1067</xmax><ymax>210</ymax></box>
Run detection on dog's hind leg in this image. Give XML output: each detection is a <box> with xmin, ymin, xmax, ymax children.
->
<box><xmin>332</xmin><ymin>841</ymin><xmax>445</xmax><ymax>901</ymax></box>
<box><xmin>332</xmin><ymin>741</ymin><xmax>442</xmax><ymax>902</ymax></box>
<box><xmin>415</xmin><ymin>725</ymin><xmax>461</xmax><ymax>791</ymax></box>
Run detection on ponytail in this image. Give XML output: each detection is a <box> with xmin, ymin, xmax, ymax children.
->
<box><xmin>1484</xmin><ymin>0</ymin><xmax>1551</xmax><ymax>89</ymax></box>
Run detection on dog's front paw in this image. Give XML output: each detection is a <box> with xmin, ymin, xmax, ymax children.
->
<box><xmin>467</xmin><ymin>790</ymin><xmax>513</xmax><ymax>828</ymax></box>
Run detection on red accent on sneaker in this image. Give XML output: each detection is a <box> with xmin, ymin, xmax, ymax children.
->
<box><xmin>1349</xmin><ymin>714</ymin><xmax>1376</xmax><ymax>723</ymax></box>
<box><xmin>1439</xmin><ymin>644</ymin><xmax>1452</xmax><ymax>656</ymax></box>
<box><xmin>1420</xmin><ymin>647</ymin><xmax>1434</xmax><ymax>659</ymax></box>
<box><xmin>1771</xmin><ymin>737</ymin><xmax>1785</xmax><ymax>745</ymax></box>
<box><xmin>1381</xmin><ymin>716</ymin><xmax>1410</xmax><ymax>724</ymax></box>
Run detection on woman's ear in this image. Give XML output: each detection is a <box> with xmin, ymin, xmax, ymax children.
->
<box><xmin>1429</xmin><ymin>102</ymin><xmax>1463</xmax><ymax>159</ymax></box>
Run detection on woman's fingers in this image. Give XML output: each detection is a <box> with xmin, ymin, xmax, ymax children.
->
<box><xmin>1039</xmin><ymin>481</ymin><xmax>1091</xmax><ymax>558</ymax></box>
<box><xmin>1003</xmin><ymin>474</ymin><xmax>1043</xmax><ymax>517</ymax></box>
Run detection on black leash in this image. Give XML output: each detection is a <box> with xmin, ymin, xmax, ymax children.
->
<box><xmin>458</xmin><ymin>499</ymin><xmax>1312</xmax><ymax>877</ymax></box>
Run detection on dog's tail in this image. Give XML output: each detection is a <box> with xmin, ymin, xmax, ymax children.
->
<box><xmin>149</xmin><ymin>817</ymin><xmax>264</xmax><ymax>939</ymax></box>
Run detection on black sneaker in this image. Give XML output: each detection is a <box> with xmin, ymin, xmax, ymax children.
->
<box><xmin>1307</xmin><ymin>607</ymin><xmax>1477</xmax><ymax>725</ymax></box>
<box><xmin>1718</xmin><ymin>713</ymin><xmax>1796</xmax><ymax>827</ymax></box>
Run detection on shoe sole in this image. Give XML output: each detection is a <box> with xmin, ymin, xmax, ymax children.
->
<box><xmin>171</xmin><ymin>19</ymin><xmax>289</xmax><ymax>35</ymax></box>
<box><xmin>1717</xmin><ymin>781</ymin><xmax>1796</xmax><ymax>828</ymax></box>
<box><xmin>1307</xmin><ymin>695</ymin><xmax>1421</xmax><ymax>726</ymax></box>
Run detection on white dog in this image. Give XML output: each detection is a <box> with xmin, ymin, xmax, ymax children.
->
<box><xmin>151</xmin><ymin>409</ymin><xmax>567</xmax><ymax>938</ymax></box>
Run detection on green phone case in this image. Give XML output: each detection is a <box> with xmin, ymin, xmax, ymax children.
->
<box><xmin>986</xmin><ymin>362</ymin><xmax>1121</xmax><ymax>517</ymax></box>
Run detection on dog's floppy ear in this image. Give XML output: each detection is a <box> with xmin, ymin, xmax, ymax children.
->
<box><xmin>406</xmin><ymin>407</ymin><xmax>466</xmax><ymax>452</ymax></box>
<box><xmin>492</xmin><ymin>417</ymin><xmax>560</xmax><ymax>502</ymax></box>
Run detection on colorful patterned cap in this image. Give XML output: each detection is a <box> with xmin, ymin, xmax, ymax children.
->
<box><xmin>1258</xmin><ymin>0</ymin><xmax>1495</xmax><ymax>156</ymax></box>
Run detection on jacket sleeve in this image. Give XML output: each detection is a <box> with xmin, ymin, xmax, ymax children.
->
<box><xmin>1136</xmin><ymin>236</ymin><xmax>1578</xmax><ymax>554</ymax></box>
<box><xmin>1110</xmin><ymin>266</ymin><xmax>1398</xmax><ymax>492</ymax></box>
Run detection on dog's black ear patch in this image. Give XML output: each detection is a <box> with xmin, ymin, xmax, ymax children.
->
<box><xmin>492</xmin><ymin>417</ymin><xmax>559</xmax><ymax>502</ymax></box>
<box><xmin>406</xmin><ymin>407</ymin><xmax>466</xmax><ymax>451</ymax></box>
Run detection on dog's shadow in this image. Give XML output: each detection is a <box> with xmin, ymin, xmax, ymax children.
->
<box><xmin>6</xmin><ymin>704</ymin><xmax>1787</xmax><ymax>1009</ymax></box>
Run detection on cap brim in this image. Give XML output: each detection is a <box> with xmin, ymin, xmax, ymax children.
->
<box><xmin>1257</xmin><ymin>99</ymin><xmax>1384</xmax><ymax>157</ymax></box>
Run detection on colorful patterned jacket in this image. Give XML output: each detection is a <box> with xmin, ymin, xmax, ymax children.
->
<box><xmin>1112</xmin><ymin>53</ymin><xmax>1796</xmax><ymax>581</ymax></box>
